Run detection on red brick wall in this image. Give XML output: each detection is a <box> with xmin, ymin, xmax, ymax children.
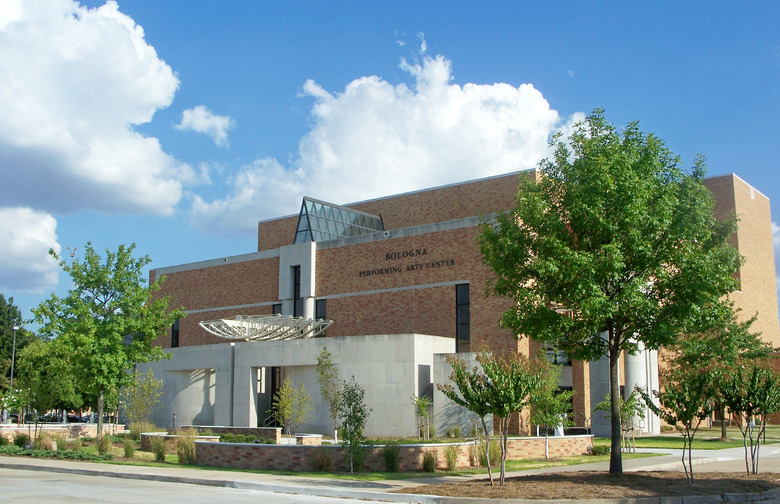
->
<box><xmin>194</xmin><ymin>435</ymin><xmax>593</xmax><ymax>472</ymax></box>
<box><xmin>256</xmin><ymin>172</ymin><xmax>526</xmax><ymax>253</ymax></box>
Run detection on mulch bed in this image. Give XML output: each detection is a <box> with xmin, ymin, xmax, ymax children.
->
<box><xmin>396</xmin><ymin>471</ymin><xmax>780</xmax><ymax>500</ymax></box>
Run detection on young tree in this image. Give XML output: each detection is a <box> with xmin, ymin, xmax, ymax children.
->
<box><xmin>720</xmin><ymin>362</ymin><xmax>780</xmax><ymax>475</ymax></box>
<box><xmin>479</xmin><ymin>109</ymin><xmax>740</xmax><ymax>474</ymax></box>
<box><xmin>272</xmin><ymin>376</ymin><xmax>314</xmax><ymax>436</ymax></box>
<box><xmin>121</xmin><ymin>369</ymin><xmax>163</xmax><ymax>425</ymax></box>
<box><xmin>594</xmin><ymin>391</ymin><xmax>646</xmax><ymax>452</ymax></box>
<box><xmin>14</xmin><ymin>338</ymin><xmax>83</xmax><ymax>436</ymax></box>
<box><xmin>638</xmin><ymin>370</ymin><xmax>712</xmax><ymax>484</ymax></box>
<box><xmin>530</xmin><ymin>361</ymin><xmax>574</xmax><ymax>459</ymax></box>
<box><xmin>339</xmin><ymin>376</ymin><xmax>371</xmax><ymax>473</ymax></box>
<box><xmin>439</xmin><ymin>351</ymin><xmax>548</xmax><ymax>485</ymax></box>
<box><xmin>315</xmin><ymin>346</ymin><xmax>342</xmax><ymax>440</ymax></box>
<box><xmin>672</xmin><ymin>306</ymin><xmax>769</xmax><ymax>441</ymax></box>
<box><xmin>1</xmin><ymin>294</ymin><xmax>37</xmax><ymax>396</ymax></box>
<box><xmin>438</xmin><ymin>355</ymin><xmax>496</xmax><ymax>485</ymax></box>
<box><xmin>32</xmin><ymin>243</ymin><xmax>184</xmax><ymax>437</ymax></box>
<box><xmin>410</xmin><ymin>394</ymin><xmax>432</xmax><ymax>440</ymax></box>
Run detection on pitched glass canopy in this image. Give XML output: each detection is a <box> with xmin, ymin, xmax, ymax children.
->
<box><xmin>294</xmin><ymin>197</ymin><xmax>384</xmax><ymax>244</ymax></box>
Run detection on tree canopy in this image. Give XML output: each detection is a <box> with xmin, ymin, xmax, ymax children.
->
<box><xmin>479</xmin><ymin>109</ymin><xmax>741</xmax><ymax>474</ymax></box>
<box><xmin>32</xmin><ymin>243</ymin><xmax>184</xmax><ymax>436</ymax></box>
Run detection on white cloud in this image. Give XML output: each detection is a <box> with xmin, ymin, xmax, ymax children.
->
<box><xmin>192</xmin><ymin>54</ymin><xmax>572</xmax><ymax>233</ymax></box>
<box><xmin>0</xmin><ymin>207</ymin><xmax>60</xmax><ymax>293</ymax></box>
<box><xmin>176</xmin><ymin>105</ymin><xmax>235</xmax><ymax>147</ymax></box>
<box><xmin>0</xmin><ymin>0</ymin><xmax>189</xmax><ymax>215</ymax></box>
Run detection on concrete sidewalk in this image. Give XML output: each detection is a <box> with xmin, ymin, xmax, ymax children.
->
<box><xmin>2</xmin><ymin>444</ymin><xmax>780</xmax><ymax>503</ymax></box>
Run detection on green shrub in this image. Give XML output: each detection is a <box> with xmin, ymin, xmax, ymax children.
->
<box><xmin>52</xmin><ymin>434</ymin><xmax>68</xmax><ymax>452</ymax></box>
<box><xmin>382</xmin><ymin>442</ymin><xmax>400</xmax><ymax>472</ymax></box>
<box><xmin>429</xmin><ymin>425</ymin><xmax>435</xmax><ymax>438</ymax></box>
<box><xmin>590</xmin><ymin>445</ymin><xmax>610</xmax><ymax>456</ymax></box>
<box><xmin>422</xmin><ymin>451</ymin><xmax>436</xmax><ymax>472</ymax></box>
<box><xmin>129</xmin><ymin>421</ymin><xmax>161</xmax><ymax>441</ymax></box>
<box><xmin>151</xmin><ymin>436</ymin><xmax>166</xmax><ymax>462</ymax></box>
<box><xmin>176</xmin><ymin>429</ymin><xmax>196</xmax><ymax>465</ymax></box>
<box><xmin>445</xmin><ymin>427</ymin><xmax>454</xmax><ymax>438</ymax></box>
<box><xmin>0</xmin><ymin>444</ymin><xmax>113</xmax><ymax>460</ymax></box>
<box><xmin>13</xmin><ymin>432</ymin><xmax>30</xmax><ymax>448</ymax></box>
<box><xmin>311</xmin><ymin>446</ymin><xmax>333</xmax><ymax>471</ymax></box>
<box><xmin>33</xmin><ymin>433</ymin><xmax>53</xmax><ymax>451</ymax></box>
<box><xmin>123</xmin><ymin>438</ymin><xmax>135</xmax><ymax>458</ymax></box>
<box><xmin>443</xmin><ymin>444</ymin><xmax>459</xmax><ymax>471</ymax></box>
<box><xmin>96</xmin><ymin>434</ymin><xmax>111</xmax><ymax>455</ymax></box>
<box><xmin>453</xmin><ymin>426</ymin><xmax>461</xmax><ymax>438</ymax></box>
<box><xmin>0</xmin><ymin>435</ymin><xmax>9</xmax><ymax>446</ymax></box>
<box><xmin>67</xmin><ymin>438</ymin><xmax>82</xmax><ymax>451</ymax></box>
<box><xmin>478</xmin><ymin>439</ymin><xmax>500</xmax><ymax>468</ymax></box>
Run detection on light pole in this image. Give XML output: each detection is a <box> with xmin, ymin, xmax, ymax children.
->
<box><xmin>3</xmin><ymin>325</ymin><xmax>19</xmax><ymax>424</ymax></box>
<box><xmin>9</xmin><ymin>325</ymin><xmax>18</xmax><ymax>397</ymax></box>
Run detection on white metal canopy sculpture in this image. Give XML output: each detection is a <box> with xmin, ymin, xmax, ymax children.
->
<box><xmin>199</xmin><ymin>314</ymin><xmax>333</xmax><ymax>341</ymax></box>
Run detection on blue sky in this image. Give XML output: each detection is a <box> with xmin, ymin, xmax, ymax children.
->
<box><xmin>2</xmin><ymin>1</ymin><xmax>779</xmax><ymax>325</ymax></box>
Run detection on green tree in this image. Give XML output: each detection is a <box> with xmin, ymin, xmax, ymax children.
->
<box><xmin>121</xmin><ymin>368</ymin><xmax>163</xmax><ymax>425</ymax></box>
<box><xmin>315</xmin><ymin>347</ymin><xmax>342</xmax><ymax>440</ymax></box>
<box><xmin>272</xmin><ymin>376</ymin><xmax>314</xmax><ymax>436</ymax></box>
<box><xmin>14</xmin><ymin>338</ymin><xmax>83</xmax><ymax>433</ymax></box>
<box><xmin>594</xmin><ymin>390</ymin><xmax>646</xmax><ymax>452</ymax></box>
<box><xmin>638</xmin><ymin>369</ymin><xmax>712</xmax><ymax>484</ymax></box>
<box><xmin>672</xmin><ymin>306</ymin><xmax>769</xmax><ymax>441</ymax></box>
<box><xmin>32</xmin><ymin>243</ymin><xmax>184</xmax><ymax>437</ymax></box>
<box><xmin>339</xmin><ymin>376</ymin><xmax>371</xmax><ymax>473</ymax></box>
<box><xmin>439</xmin><ymin>351</ymin><xmax>548</xmax><ymax>485</ymax></box>
<box><xmin>479</xmin><ymin>109</ymin><xmax>740</xmax><ymax>474</ymax></box>
<box><xmin>0</xmin><ymin>294</ymin><xmax>37</xmax><ymax>394</ymax></box>
<box><xmin>437</xmin><ymin>354</ymin><xmax>496</xmax><ymax>484</ymax></box>
<box><xmin>479</xmin><ymin>351</ymin><xmax>547</xmax><ymax>485</ymax></box>
<box><xmin>720</xmin><ymin>361</ymin><xmax>780</xmax><ymax>475</ymax></box>
<box><xmin>530</xmin><ymin>361</ymin><xmax>574</xmax><ymax>459</ymax></box>
<box><xmin>410</xmin><ymin>394</ymin><xmax>432</xmax><ymax>440</ymax></box>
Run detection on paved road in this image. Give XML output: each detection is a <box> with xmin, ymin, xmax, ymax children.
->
<box><xmin>4</xmin><ymin>444</ymin><xmax>780</xmax><ymax>504</ymax></box>
<box><xmin>2</xmin><ymin>468</ymin><xmax>368</xmax><ymax>504</ymax></box>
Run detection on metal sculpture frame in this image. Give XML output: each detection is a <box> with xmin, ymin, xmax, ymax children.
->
<box><xmin>199</xmin><ymin>314</ymin><xmax>333</xmax><ymax>341</ymax></box>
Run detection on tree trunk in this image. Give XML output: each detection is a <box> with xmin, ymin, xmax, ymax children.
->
<box><xmin>97</xmin><ymin>388</ymin><xmax>104</xmax><ymax>438</ymax></box>
<box><xmin>609</xmin><ymin>339</ymin><xmax>623</xmax><ymax>475</ymax></box>
<box><xmin>719</xmin><ymin>404</ymin><xmax>728</xmax><ymax>441</ymax></box>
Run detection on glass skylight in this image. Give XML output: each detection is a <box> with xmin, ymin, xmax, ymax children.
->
<box><xmin>294</xmin><ymin>197</ymin><xmax>384</xmax><ymax>244</ymax></box>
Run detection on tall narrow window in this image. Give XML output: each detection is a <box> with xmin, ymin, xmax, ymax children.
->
<box><xmin>315</xmin><ymin>299</ymin><xmax>327</xmax><ymax>337</ymax></box>
<box><xmin>272</xmin><ymin>303</ymin><xmax>282</xmax><ymax>315</ymax></box>
<box><xmin>171</xmin><ymin>318</ymin><xmax>180</xmax><ymax>348</ymax></box>
<box><xmin>292</xmin><ymin>265</ymin><xmax>302</xmax><ymax>317</ymax></box>
<box><xmin>456</xmin><ymin>284</ymin><xmax>470</xmax><ymax>352</ymax></box>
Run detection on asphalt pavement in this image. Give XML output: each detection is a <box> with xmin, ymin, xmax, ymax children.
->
<box><xmin>2</xmin><ymin>444</ymin><xmax>780</xmax><ymax>504</ymax></box>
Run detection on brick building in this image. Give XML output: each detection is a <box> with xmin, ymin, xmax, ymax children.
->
<box><xmin>143</xmin><ymin>171</ymin><xmax>779</xmax><ymax>436</ymax></box>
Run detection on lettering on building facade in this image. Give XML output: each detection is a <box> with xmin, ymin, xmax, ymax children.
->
<box><xmin>358</xmin><ymin>249</ymin><xmax>455</xmax><ymax>277</ymax></box>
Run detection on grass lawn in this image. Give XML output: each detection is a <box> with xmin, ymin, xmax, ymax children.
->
<box><xmin>593</xmin><ymin>424</ymin><xmax>780</xmax><ymax>450</ymax></box>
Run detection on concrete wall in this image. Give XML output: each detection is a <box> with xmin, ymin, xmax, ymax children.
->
<box><xmin>141</xmin><ymin>333</ymin><xmax>454</xmax><ymax>437</ymax></box>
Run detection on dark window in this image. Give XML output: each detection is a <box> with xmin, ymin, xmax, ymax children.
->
<box><xmin>171</xmin><ymin>318</ymin><xmax>180</xmax><ymax>348</ymax></box>
<box><xmin>292</xmin><ymin>266</ymin><xmax>302</xmax><ymax>317</ymax></box>
<box><xmin>545</xmin><ymin>347</ymin><xmax>571</xmax><ymax>366</ymax></box>
<box><xmin>315</xmin><ymin>299</ymin><xmax>327</xmax><ymax>337</ymax></box>
<box><xmin>272</xmin><ymin>303</ymin><xmax>282</xmax><ymax>315</ymax></box>
<box><xmin>456</xmin><ymin>284</ymin><xmax>470</xmax><ymax>352</ymax></box>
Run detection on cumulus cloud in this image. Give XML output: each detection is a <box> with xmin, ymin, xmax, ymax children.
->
<box><xmin>0</xmin><ymin>207</ymin><xmax>61</xmax><ymax>293</ymax></box>
<box><xmin>176</xmin><ymin>105</ymin><xmax>235</xmax><ymax>147</ymax></box>
<box><xmin>0</xmin><ymin>0</ymin><xmax>189</xmax><ymax>216</ymax></box>
<box><xmin>192</xmin><ymin>54</ymin><xmax>572</xmax><ymax>233</ymax></box>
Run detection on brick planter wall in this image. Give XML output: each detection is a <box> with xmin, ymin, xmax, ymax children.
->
<box><xmin>195</xmin><ymin>435</ymin><xmax>594</xmax><ymax>472</ymax></box>
<box><xmin>0</xmin><ymin>423</ymin><xmax>98</xmax><ymax>441</ymax></box>
<box><xmin>140</xmin><ymin>432</ymin><xmax>220</xmax><ymax>453</ymax></box>
<box><xmin>184</xmin><ymin>425</ymin><xmax>282</xmax><ymax>444</ymax></box>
